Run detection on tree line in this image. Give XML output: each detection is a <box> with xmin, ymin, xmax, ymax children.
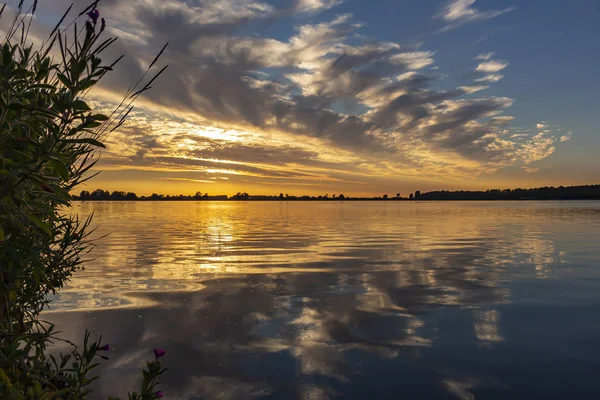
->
<box><xmin>76</xmin><ymin>185</ymin><xmax>600</xmax><ymax>201</ymax></box>
<box><xmin>412</xmin><ymin>185</ymin><xmax>600</xmax><ymax>200</ymax></box>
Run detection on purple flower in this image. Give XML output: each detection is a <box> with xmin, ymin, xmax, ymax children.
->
<box><xmin>98</xmin><ymin>344</ymin><xmax>110</xmax><ymax>351</ymax></box>
<box><xmin>153</xmin><ymin>348</ymin><xmax>166</xmax><ymax>359</ymax></box>
<box><xmin>155</xmin><ymin>391</ymin><xmax>164</xmax><ymax>398</ymax></box>
<box><xmin>88</xmin><ymin>9</ymin><xmax>99</xmax><ymax>24</ymax></box>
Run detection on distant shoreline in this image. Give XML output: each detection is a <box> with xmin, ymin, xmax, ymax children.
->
<box><xmin>75</xmin><ymin>198</ymin><xmax>600</xmax><ymax>202</ymax></box>
<box><xmin>75</xmin><ymin>185</ymin><xmax>600</xmax><ymax>202</ymax></box>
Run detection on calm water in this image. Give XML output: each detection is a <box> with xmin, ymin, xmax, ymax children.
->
<box><xmin>46</xmin><ymin>201</ymin><xmax>600</xmax><ymax>399</ymax></box>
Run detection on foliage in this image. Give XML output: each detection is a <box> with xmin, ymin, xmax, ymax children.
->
<box><xmin>0</xmin><ymin>1</ymin><xmax>167</xmax><ymax>398</ymax></box>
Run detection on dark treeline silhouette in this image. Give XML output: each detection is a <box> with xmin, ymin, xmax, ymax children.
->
<box><xmin>77</xmin><ymin>190</ymin><xmax>228</xmax><ymax>201</ymax></box>
<box><xmin>413</xmin><ymin>185</ymin><xmax>600</xmax><ymax>200</ymax></box>
<box><xmin>76</xmin><ymin>189</ymin><xmax>402</xmax><ymax>201</ymax></box>
<box><xmin>75</xmin><ymin>185</ymin><xmax>600</xmax><ymax>202</ymax></box>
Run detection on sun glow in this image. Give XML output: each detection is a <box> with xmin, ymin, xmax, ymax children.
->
<box><xmin>188</xmin><ymin>127</ymin><xmax>248</xmax><ymax>142</ymax></box>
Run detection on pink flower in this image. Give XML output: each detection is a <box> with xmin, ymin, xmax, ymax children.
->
<box><xmin>155</xmin><ymin>390</ymin><xmax>164</xmax><ymax>398</ymax></box>
<box><xmin>88</xmin><ymin>9</ymin><xmax>99</xmax><ymax>24</ymax></box>
<box><xmin>98</xmin><ymin>344</ymin><xmax>110</xmax><ymax>351</ymax></box>
<box><xmin>153</xmin><ymin>348</ymin><xmax>166</xmax><ymax>359</ymax></box>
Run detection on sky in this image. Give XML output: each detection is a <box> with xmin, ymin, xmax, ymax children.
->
<box><xmin>3</xmin><ymin>0</ymin><xmax>600</xmax><ymax>196</ymax></box>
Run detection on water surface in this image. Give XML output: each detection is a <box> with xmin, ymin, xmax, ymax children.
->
<box><xmin>46</xmin><ymin>201</ymin><xmax>600</xmax><ymax>399</ymax></box>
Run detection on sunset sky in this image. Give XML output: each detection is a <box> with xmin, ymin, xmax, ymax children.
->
<box><xmin>4</xmin><ymin>0</ymin><xmax>599</xmax><ymax>196</ymax></box>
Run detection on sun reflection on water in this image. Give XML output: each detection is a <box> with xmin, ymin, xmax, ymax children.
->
<box><xmin>46</xmin><ymin>201</ymin><xmax>600</xmax><ymax>399</ymax></box>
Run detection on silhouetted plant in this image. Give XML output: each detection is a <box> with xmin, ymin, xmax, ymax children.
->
<box><xmin>0</xmin><ymin>1</ymin><xmax>168</xmax><ymax>398</ymax></box>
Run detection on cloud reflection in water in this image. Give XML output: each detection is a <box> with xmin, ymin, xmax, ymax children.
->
<box><xmin>47</xmin><ymin>201</ymin><xmax>600</xmax><ymax>399</ymax></box>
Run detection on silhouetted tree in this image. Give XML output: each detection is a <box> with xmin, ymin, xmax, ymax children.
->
<box><xmin>232</xmin><ymin>192</ymin><xmax>249</xmax><ymax>200</ymax></box>
<box><xmin>383</xmin><ymin>194</ymin><xmax>388</xmax><ymax>199</ymax></box>
<box><xmin>111</xmin><ymin>191</ymin><xmax>127</xmax><ymax>200</ymax></box>
<box><xmin>415</xmin><ymin>190</ymin><xmax>421</xmax><ymax>199</ymax></box>
<box><xmin>396</xmin><ymin>193</ymin><xmax>400</xmax><ymax>198</ymax></box>
<box><xmin>409</xmin><ymin>193</ymin><xmax>414</xmax><ymax>200</ymax></box>
<box><xmin>338</xmin><ymin>194</ymin><xmax>345</xmax><ymax>200</ymax></box>
<box><xmin>90</xmin><ymin>189</ymin><xmax>110</xmax><ymax>200</ymax></box>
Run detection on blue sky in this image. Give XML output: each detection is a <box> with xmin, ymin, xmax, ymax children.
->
<box><xmin>3</xmin><ymin>0</ymin><xmax>598</xmax><ymax>195</ymax></box>
<box><xmin>346</xmin><ymin>0</ymin><xmax>600</xmax><ymax>150</ymax></box>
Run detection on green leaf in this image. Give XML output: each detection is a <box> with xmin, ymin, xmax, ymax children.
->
<box><xmin>61</xmin><ymin>138</ymin><xmax>106</xmax><ymax>148</ymax></box>
<box><xmin>28</xmin><ymin>215</ymin><xmax>52</xmax><ymax>236</ymax></box>
<box><xmin>78</xmin><ymin>120</ymin><xmax>102</xmax><ymax>129</ymax></box>
<box><xmin>57</xmin><ymin>73</ymin><xmax>71</xmax><ymax>88</ymax></box>
<box><xmin>79</xmin><ymin>79</ymin><xmax>98</xmax><ymax>91</ymax></box>
<box><xmin>91</xmin><ymin>113</ymin><xmax>109</xmax><ymax>121</ymax></box>
<box><xmin>72</xmin><ymin>100</ymin><xmax>91</xmax><ymax>111</ymax></box>
<box><xmin>2</xmin><ymin>43</ymin><xmax>13</xmax><ymax>66</ymax></box>
<box><xmin>51</xmin><ymin>160</ymin><xmax>70</xmax><ymax>180</ymax></box>
<box><xmin>30</xmin><ymin>83</ymin><xmax>55</xmax><ymax>90</ymax></box>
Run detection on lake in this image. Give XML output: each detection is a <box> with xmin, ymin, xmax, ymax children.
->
<box><xmin>45</xmin><ymin>201</ymin><xmax>600</xmax><ymax>399</ymax></box>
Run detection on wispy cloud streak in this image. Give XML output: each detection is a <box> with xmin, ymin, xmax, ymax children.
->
<box><xmin>434</xmin><ymin>0</ymin><xmax>515</xmax><ymax>32</ymax></box>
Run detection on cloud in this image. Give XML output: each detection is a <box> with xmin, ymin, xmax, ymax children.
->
<box><xmin>18</xmin><ymin>0</ymin><xmax>570</xmax><ymax>190</ymax></box>
<box><xmin>476</xmin><ymin>52</ymin><xmax>494</xmax><ymax>61</ymax></box>
<box><xmin>389</xmin><ymin>51</ymin><xmax>436</xmax><ymax>70</ymax></box>
<box><xmin>536</xmin><ymin>122</ymin><xmax>548</xmax><ymax>129</ymax></box>
<box><xmin>434</xmin><ymin>0</ymin><xmax>515</xmax><ymax>32</ymax></box>
<box><xmin>560</xmin><ymin>132</ymin><xmax>573</xmax><ymax>142</ymax></box>
<box><xmin>294</xmin><ymin>0</ymin><xmax>344</xmax><ymax>13</ymax></box>
<box><xmin>475</xmin><ymin>74</ymin><xmax>504</xmax><ymax>83</ymax></box>
<box><xmin>475</xmin><ymin>60</ymin><xmax>508</xmax><ymax>73</ymax></box>
<box><xmin>472</xmin><ymin>56</ymin><xmax>508</xmax><ymax>84</ymax></box>
<box><xmin>459</xmin><ymin>85</ymin><xmax>489</xmax><ymax>94</ymax></box>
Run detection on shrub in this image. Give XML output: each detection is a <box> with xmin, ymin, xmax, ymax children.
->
<box><xmin>0</xmin><ymin>1</ymin><xmax>167</xmax><ymax>398</ymax></box>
